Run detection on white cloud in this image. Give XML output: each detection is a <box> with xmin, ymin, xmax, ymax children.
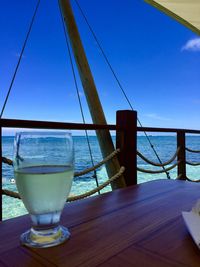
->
<box><xmin>182</xmin><ymin>38</ymin><xmax>200</xmax><ymax>51</ymax></box>
<box><xmin>145</xmin><ymin>113</ymin><xmax>171</xmax><ymax>121</ymax></box>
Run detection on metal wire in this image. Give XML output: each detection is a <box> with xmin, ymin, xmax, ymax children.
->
<box><xmin>0</xmin><ymin>0</ymin><xmax>41</xmax><ymax>118</ymax></box>
<box><xmin>58</xmin><ymin>0</ymin><xmax>100</xmax><ymax>193</ymax></box>
<box><xmin>73</xmin><ymin>0</ymin><xmax>171</xmax><ymax>179</ymax></box>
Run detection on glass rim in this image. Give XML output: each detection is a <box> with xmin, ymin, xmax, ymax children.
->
<box><xmin>15</xmin><ymin>131</ymin><xmax>72</xmax><ymax>136</ymax></box>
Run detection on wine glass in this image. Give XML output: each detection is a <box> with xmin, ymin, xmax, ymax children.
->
<box><xmin>13</xmin><ymin>131</ymin><xmax>74</xmax><ymax>248</ymax></box>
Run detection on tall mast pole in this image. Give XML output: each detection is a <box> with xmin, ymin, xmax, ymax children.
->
<box><xmin>59</xmin><ymin>0</ymin><xmax>125</xmax><ymax>189</ymax></box>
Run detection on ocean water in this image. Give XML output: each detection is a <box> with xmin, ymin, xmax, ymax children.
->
<box><xmin>2</xmin><ymin>135</ymin><xmax>200</xmax><ymax>220</ymax></box>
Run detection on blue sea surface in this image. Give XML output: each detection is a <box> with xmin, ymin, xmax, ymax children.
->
<box><xmin>2</xmin><ymin>135</ymin><xmax>200</xmax><ymax>220</ymax></box>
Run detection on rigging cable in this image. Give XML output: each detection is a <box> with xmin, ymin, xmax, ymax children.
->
<box><xmin>0</xmin><ymin>0</ymin><xmax>41</xmax><ymax>118</ymax></box>
<box><xmin>74</xmin><ymin>0</ymin><xmax>171</xmax><ymax>179</ymax></box>
<box><xmin>58</xmin><ymin>0</ymin><xmax>100</xmax><ymax>193</ymax></box>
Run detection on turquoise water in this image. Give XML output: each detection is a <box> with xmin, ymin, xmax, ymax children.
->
<box><xmin>2</xmin><ymin>135</ymin><xmax>200</xmax><ymax>220</ymax></box>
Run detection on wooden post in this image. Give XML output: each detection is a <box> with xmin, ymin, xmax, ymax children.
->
<box><xmin>0</xmin><ymin>127</ymin><xmax>2</xmax><ymax>221</ymax></box>
<box><xmin>116</xmin><ymin>110</ymin><xmax>137</xmax><ymax>186</ymax></box>
<box><xmin>177</xmin><ymin>131</ymin><xmax>186</xmax><ymax>180</ymax></box>
<box><xmin>59</xmin><ymin>0</ymin><xmax>125</xmax><ymax>189</ymax></box>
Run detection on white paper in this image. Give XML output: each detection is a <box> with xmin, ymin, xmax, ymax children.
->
<box><xmin>182</xmin><ymin>211</ymin><xmax>200</xmax><ymax>249</ymax></box>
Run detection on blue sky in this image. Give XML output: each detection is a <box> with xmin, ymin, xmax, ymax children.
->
<box><xmin>1</xmin><ymin>0</ymin><xmax>200</xmax><ymax>135</ymax></box>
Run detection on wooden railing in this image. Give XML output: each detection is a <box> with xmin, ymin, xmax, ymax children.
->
<box><xmin>1</xmin><ymin>110</ymin><xmax>200</xmax><ymax>220</ymax></box>
<box><xmin>0</xmin><ymin>113</ymin><xmax>132</xmax><ymax>221</ymax></box>
<box><xmin>137</xmin><ymin>127</ymin><xmax>200</xmax><ymax>180</ymax></box>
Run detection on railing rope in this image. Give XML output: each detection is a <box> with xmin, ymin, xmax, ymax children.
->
<box><xmin>186</xmin><ymin>161</ymin><xmax>200</xmax><ymax>166</ymax></box>
<box><xmin>137</xmin><ymin>147</ymin><xmax>180</xmax><ymax>167</ymax></box>
<box><xmin>3</xmin><ymin>147</ymin><xmax>181</xmax><ymax>178</ymax></box>
<box><xmin>186</xmin><ymin>147</ymin><xmax>200</xmax><ymax>153</ymax></box>
<box><xmin>1</xmin><ymin>149</ymin><xmax>124</xmax><ymax>202</ymax></box>
<box><xmin>74</xmin><ymin>149</ymin><xmax>120</xmax><ymax>176</ymax></box>
<box><xmin>2</xmin><ymin>157</ymin><xmax>13</xmax><ymax>166</ymax></box>
<box><xmin>1</xmin><ymin>149</ymin><xmax>121</xmax><ymax>177</ymax></box>
<box><xmin>137</xmin><ymin>161</ymin><xmax>180</xmax><ymax>174</ymax></box>
<box><xmin>3</xmin><ymin>140</ymin><xmax>200</xmax><ymax>182</ymax></box>
<box><xmin>2</xmin><ymin>166</ymin><xmax>125</xmax><ymax>202</ymax></box>
<box><xmin>2</xmin><ymin>115</ymin><xmax>200</xmax><ymax>220</ymax></box>
<box><xmin>186</xmin><ymin>177</ymin><xmax>200</xmax><ymax>183</ymax></box>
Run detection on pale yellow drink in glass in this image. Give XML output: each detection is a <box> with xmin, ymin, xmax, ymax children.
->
<box><xmin>15</xmin><ymin>165</ymin><xmax>73</xmax><ymax>215</ymax></box>
<box><xmin>13</xmin><ymin>131</ymin><xmax>74</xmax><ymax>248</ymax></box>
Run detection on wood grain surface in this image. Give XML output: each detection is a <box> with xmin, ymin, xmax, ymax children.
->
<box><xmin>1</xmin><ymin>180</ymin><xmax>200</xmax><ymax>266</ymax></box>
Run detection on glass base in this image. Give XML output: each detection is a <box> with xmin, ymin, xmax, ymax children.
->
<box><xmin>20</xmin><ymin>225</ymin><xmax>70</xmax><ymax>248</ymax></box>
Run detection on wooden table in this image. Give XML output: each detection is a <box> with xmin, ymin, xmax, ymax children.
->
<box><xmin>1</xmin><ymin>179</ymin><xmax>200</xmax><ymax>267</ymax></box>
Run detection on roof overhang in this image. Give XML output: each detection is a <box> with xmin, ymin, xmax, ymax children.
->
<box><xmin>144</xmin><ymin>0</ymin><xmax>200</xmax><ymax>36</ymax></box>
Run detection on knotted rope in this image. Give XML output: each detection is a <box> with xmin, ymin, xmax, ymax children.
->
<box><xmin>2</xmin><ymin>166</ymin><xmax>125</xmax><ymax>202</ymax></box>
<box><xmin>186</xmin><ymin>161</ymin><xmax>200</xmax><ymax>166</ymax></box>
<box><xmin>186</xmin><ymin>147</ymin><xmax>200</xmax><ymax>153</ymax></box>
<box><xmin>2</xmin><ymin>149</ymin><xmax>123</xmax><ymax>201</ymax></box>
<box><xmin>185</xmin><ymin>177</ymin><xmax>200</xmax><ymax>183</ymax></box>
<box><xmin>137</xmin><ymin>161</ymin><xmax>180</xmax><ymax>174</ymax></box>
<box><xmin>185</xmin><ymin>147</ymin><xmax>200</xmax><ymax>166</ymax></box>
<box><xmin>137</xmin><ymin>147</ymin><xmax>180</xmax><ymax>167</ymax></box>
<box><xmin>2</xmin><ymin>157</ymin><xmax>13</xmax><ymax>166</ymax></box>
<box><xmin>74</xmin><ymin>149</ymin><xmax>120</xmax><ymax>176</ymax></box>
<box><xmin>137</xmin><ymin>147</ymin><xmax>180</xmax><ymax>174</ymax></box>
<box><xmin>2</xmin><ymin>149</ymin><xmax>120</xmax><ymax>177</ymax></box>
